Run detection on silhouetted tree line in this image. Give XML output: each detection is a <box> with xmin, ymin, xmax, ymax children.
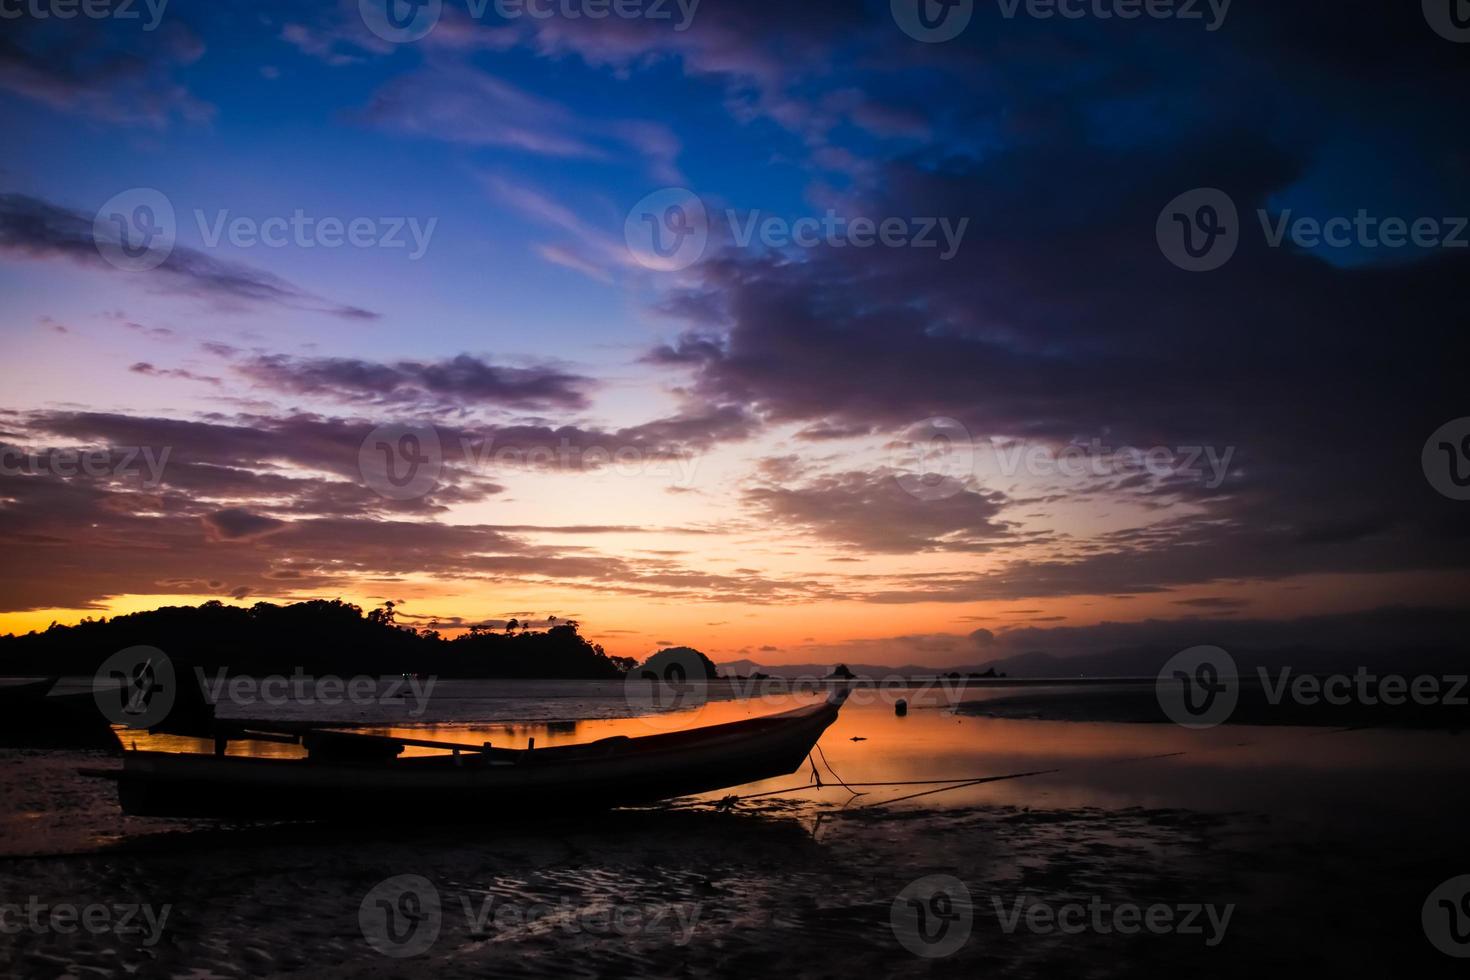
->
<box><xmin>0</xmin><ymin>599</ymin><xmax>633</xmax><ymax>679</ymax></box>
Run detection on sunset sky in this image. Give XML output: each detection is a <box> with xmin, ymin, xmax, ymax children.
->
<box><xmin>2</xmin><ymin>1</ymin><xmax>1467</xmax><ymax>666</ymax></box>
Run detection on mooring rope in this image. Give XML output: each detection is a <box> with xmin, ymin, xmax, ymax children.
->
<box><xmin>695</xmin><ymin>723</ymin><xmax>1365</xmax><ymax>813</ymax></box>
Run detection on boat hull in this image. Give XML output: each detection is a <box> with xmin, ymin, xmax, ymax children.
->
<box><xmin>115</xmin><ymin>697</ymin><xmax>844</xmax><ymax>820</ymax></box>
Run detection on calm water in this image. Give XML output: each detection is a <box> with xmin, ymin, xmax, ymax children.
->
<box><xmin>113</xmin><ymin>679</ymin><xmax>1470</xmax><ymax>836</ymax></box>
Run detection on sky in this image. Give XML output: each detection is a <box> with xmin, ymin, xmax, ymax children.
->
<box><xmin>1</xmin><ymin>0</ymin><xmax>1467</xmax><ymax>666</ymax></box>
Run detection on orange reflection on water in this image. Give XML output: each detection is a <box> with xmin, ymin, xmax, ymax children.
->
<box><xmin>116</xmin><ymin>688</ymin><xmax>1470</xmax><ymax>828</ymax></box>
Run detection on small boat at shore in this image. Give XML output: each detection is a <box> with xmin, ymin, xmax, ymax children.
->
<box><xmin>0</xmin><ymin>677</ymin><xmax>121</xmax><ymax>750</ymax></box>
<box><xmin>91</xmin><ymin>691</ymin><xmax>849</xmax><ymax>820</ymax></box>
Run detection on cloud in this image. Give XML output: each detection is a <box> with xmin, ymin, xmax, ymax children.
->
<box><xmin>203</xmin><ymin>508</ymin><xmax>287</xmax><ymax>541</ymax></box>
<box><xmin>0</xmin><ymin>407</ymin><xmax>794</xmax><ymax>614</ymax></box>
<box><xmin>0</xmin><ymin>194</ymin><xmax>378</xmax><ymax>321</ymax></box>
<box><xmin>746</xmin><ymin>469</ymin><xmax>1016</xmax><ymax>553</ymax></box>
<box><xmin>632</xmin><ymin>31</ymin><xmax>1470</xmax><ymax>600</ymax></box>
<box><xmin>0</xmin><ymin>16</ymin><xmax>212</xmax><ymax>127</ymax></box>
<box><xmin>358</xmin><ymin>62</ymin><xmax>683</xmax><ymax>182</ymax></box>
<box><xmin>237</xmin><ymin>353</ymin><xmax>594</xmax><ymax>411</ymax></box>
<box><xmin>130</xmin><ymin>362</ymin><xmax>222</xmax><ymax>386</ymax></box>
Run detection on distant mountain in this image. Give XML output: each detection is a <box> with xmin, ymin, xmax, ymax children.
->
<box><xmin>971</xmin><ymin>645</ymin><xmax>1470</xmax><ymax>678</ymax></box>
<box><xmin>639</xmin><ymin>646</ymin><xmax>720</xmax><ymax>679</ymax></box>
<box><xmin>717</xmin><ymin>659</ymin><xmax>998</xmax><ymax>679</ymax></box>
<box><xmin>720</xmin><ymin>643</ymin><xmax>1469</xmax><ymax>680</ymax></box>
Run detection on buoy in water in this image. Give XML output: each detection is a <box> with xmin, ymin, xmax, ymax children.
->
<box><xmin>895</xmin><ymin>699</ymin><xmax>908</xmax><ymax>716</ymax></box>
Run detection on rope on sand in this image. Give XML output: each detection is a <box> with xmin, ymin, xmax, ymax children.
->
<box><xmin>698</xmin><ymin>729</ymin><xmax>1362</xmax><ymax>812</ymax></box>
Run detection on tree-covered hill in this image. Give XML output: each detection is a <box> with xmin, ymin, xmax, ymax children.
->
<box><xmin>0</xmin><ymin>599</ymin><xmax>633</xmax><ymax>679</ymax></box>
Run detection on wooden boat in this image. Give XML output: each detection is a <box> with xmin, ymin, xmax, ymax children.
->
<box><xmin>99</xmin><ymin>691</ymin><xmax>849</xmax><ymax>820</ymax></box>
<box><xmin>0</xmin><ymin>677</ymin><xmax>121</xmax><ymax>750</ymax></box>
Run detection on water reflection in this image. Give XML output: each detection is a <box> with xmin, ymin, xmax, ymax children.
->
<box><xmin>121</xmin><ymin>686</ymin><xmax>1470</xmax><ymax>839</ymax></box>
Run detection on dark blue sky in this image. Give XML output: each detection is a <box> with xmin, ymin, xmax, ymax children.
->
<box><xmin>1</xmin><ymin>0</ymin><xmax>1466</xmax><ymax>662</ymax></box>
